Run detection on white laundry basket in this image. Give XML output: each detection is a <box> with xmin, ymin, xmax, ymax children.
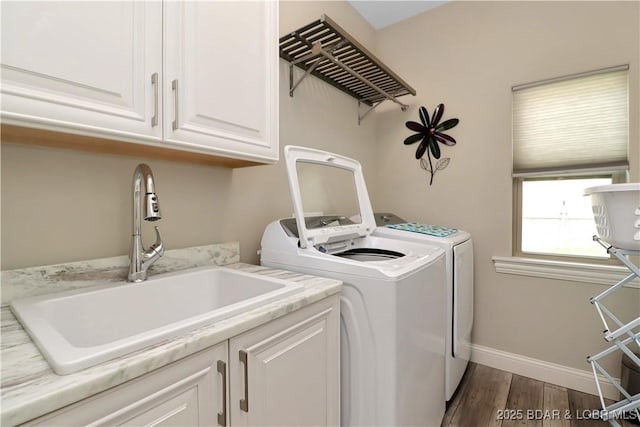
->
<box><xmin>584</xmin><ymin>183</ymin><xmax>640</xmax><ymax>250</ymax></box>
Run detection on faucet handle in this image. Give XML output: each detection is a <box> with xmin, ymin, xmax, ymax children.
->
<box><xmin>149</xmin><ymin>226</ymin><xmax>164</xmax><ymax>257</ymax></box>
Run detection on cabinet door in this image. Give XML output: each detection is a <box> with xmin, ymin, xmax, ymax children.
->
<box><xmin>229</xmin><ymin>296</ymin><xmax>340</xmax><ymax>427</ymax></box>
<box><xmin>163</xmin><ymin>1</ymin><xmax>278</xmax><ymax>163</ymax></box>
<box><xmin>0</xmin><ymin>1</ymin><xmax>162</xmax><ymax>141</ymax></box>
<box><xmin>22</xmin><ymin>343</ymin><xmax>228</xmax><ymax>427</ymax></box>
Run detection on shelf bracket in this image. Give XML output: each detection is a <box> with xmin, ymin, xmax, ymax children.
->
<box><xmin>357</xmin><ymin>92</ymin><xmax>409</xmax><ymax>125</ymax></box>
<box><xmin>289</xmin><ymin>57</ymin><xmax>323</xmax><ymax>98</ymax></box>
<box><xmin>289</xmin><ymin>41</ymin><xmax>344</xmax><ymax>98</ymax></box>
<box><xmin>358</xmin><ymin>100</ymin><xmax>384</xmax><ymax>125</ymax></box>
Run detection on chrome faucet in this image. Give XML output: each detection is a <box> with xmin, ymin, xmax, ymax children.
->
<box><xmin>128</xmin><ymin>163</ymin><xmax>164</xmax><ymax>282</ymax></box>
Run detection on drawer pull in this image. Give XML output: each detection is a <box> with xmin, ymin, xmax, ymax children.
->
<box><xmin>239</xmin><ymin>350</ymin><xmax>249</xmax><ymax>412</ymax></box>
<box><xmin>217</xmin><ymin>360</ymin><xmax>227</xmax><ymax>426</ymax></box>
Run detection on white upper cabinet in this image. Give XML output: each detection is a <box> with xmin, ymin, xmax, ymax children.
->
<box><xmin>164</xmin><ymin>1</ymin><xmax>279</xmax><ymax>163</ymax></box>
<box><xmin>0</xmin><ymin>1</ymin><xmax>279</xmax><ymax>165</ymax></box>
<box><xmin>0</xmin><ymin>1</ymin><xmax>163</xmax><ymax>141</ymax></box>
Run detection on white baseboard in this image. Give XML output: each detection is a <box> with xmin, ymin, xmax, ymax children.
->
<box><xmin>471</xmin><ymin>344</ymin><xmax>620</xmax><ymax>400</ymax></box>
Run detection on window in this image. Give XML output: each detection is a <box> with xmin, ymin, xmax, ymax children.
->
<box><xmin>519</xmin><ymin>176</ymin><xmax>612</xmax><ymax>258</ymax></box>
<box><xmin>512</xmin><ymin>66</ymin><xmax>629</xmax><ymax>261</ymax></box>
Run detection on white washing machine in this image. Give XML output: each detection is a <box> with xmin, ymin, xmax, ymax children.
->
<box><xmin>260</xmin><ymin>146</ymin><xmax>447</xmax><ymax>427</ymax></box>
<box><xmin>374</xmin><ymin>213</ymin><xmax>473</xmax><ymax>401</ymax></box>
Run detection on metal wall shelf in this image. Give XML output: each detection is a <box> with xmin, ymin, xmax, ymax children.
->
<box><xmin>280</xmin><ymin>14</ymin><xmax>416</xmax><ymax>124</ymax></box>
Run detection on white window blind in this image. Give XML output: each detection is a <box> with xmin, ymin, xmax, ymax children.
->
<box><xmin>512</xmin><ymin>66</ymin><xmax>629</xmax><ymax>177</ymax></box>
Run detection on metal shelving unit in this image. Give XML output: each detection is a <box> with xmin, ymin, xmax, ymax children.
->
<box><xmin>279</xmin><ymin>14</ymin><xmax>416</xmax><ymax>124</ymax></box>
<box><xmin>587</xmin><ymin>236</ymin><xmax>640</xmax><ymax>426</ymax></box>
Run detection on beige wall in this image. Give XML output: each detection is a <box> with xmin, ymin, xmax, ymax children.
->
<box><xmin>1</xmin><ymin>1</ymin><xmax>376</xmax><ymax>270</ymax></box>
<box><xmin>372</xmin><ymin>1</ymin><xmax>639</xmax><ymax>373</ymax></box>
<box><xmin>1</xmin><ymin>0</ymin><xmax>638</xmax><ymax>376</ymax></box>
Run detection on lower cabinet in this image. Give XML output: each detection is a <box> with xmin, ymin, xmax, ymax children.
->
<box><xmin>21</xmin><ymin>296</ymin><xmax>339</xmax><ymax>427</ymax></box>
<box><xmin>229</xmin><ymin>296</ymin><xmax>340</xmax><ymax>426</ymax></box>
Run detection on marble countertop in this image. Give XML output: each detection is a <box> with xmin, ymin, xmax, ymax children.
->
<box><xmin>0</xmin><ymin>244</ymin><xmax>341</xmax><ymax>426</ymax></box>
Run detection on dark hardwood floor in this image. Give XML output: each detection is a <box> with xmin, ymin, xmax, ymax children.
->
<box><xmin>442</xmin><ymin>363</ymin><xmax>636</xmax><ymax>427</ymax></box>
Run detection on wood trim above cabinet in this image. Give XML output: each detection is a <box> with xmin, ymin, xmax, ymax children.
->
<box><xmin>0</xmin><ymin>124</ymin><xmax>261</xmax><ymax>168</ymax></box>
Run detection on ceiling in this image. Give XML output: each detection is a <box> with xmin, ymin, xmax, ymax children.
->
<box><xmin>348</xmin><ymin>1</ymin><xmax>448</xmax><ymax>30</ymax></box>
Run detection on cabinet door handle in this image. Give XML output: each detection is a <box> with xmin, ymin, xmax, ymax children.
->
<box><xmin>151</xmin><ymin>73</ymin><xmax>159</xmax><ymax>127</ymax></box>
<box><xmin>171</xmin><ymin>79</ymin><xmax>179</xmax><ymax>131</ymax></box>
<box><xmin>217</xmin><ymin>360</ymin><xmax>227</xmax><ymax>426</ymax></box>
<box><xmin>239</xmin><ymin>350</ymin><xmax>249</xmax><ymax>412</ymax></box>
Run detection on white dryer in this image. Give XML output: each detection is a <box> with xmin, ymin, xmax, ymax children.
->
<box><xmin>374</xmin><ymin>213</ymin><xmax>474</xmax><ymax>401</ymax></box>
<box><xmin>260</xmin><ymin>146</ymin><xmax>447</xmax><ymax>427</ymax></box>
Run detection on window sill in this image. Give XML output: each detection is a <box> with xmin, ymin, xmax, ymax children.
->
<box><xmin>492</xmin><ymin>256</ymin><xmax>640</xmax><ymax>288</ymax></box>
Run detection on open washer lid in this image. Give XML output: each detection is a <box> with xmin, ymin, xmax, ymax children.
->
<box><xmin>285</xmin><ymin>145</ymin><xmax>377</xmax><ymax>249</ymax></box>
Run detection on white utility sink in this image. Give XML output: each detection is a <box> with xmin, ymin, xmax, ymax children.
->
<box><xmin>10</xmin><ymin>266</ymin><xmax>304</xmax><ymax>375</ymax></box>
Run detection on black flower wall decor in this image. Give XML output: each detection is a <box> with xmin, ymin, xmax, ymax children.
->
<box><xmin>404</xmin><ymin>104</ymin><xmax>459</xmax><ymax>185</ymax></box>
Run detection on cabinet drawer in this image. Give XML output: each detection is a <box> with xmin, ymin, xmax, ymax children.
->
<box><xmin>21</xmin><ymin>343</ymin><xmax>227</xmax><ymax>427</ymax></box>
